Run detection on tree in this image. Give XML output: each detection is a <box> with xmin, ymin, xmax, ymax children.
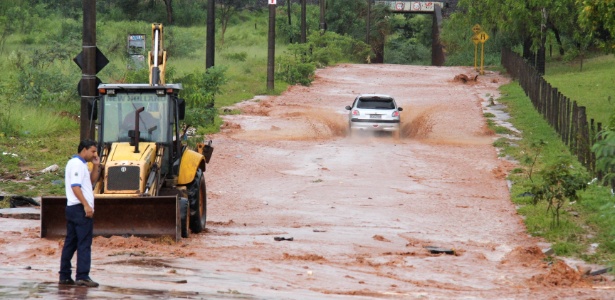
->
<box><xmin>368</xmin><ymin>3</ymin><xmax>392</xmax><ymax>63</ymax></box>
<box><xmin>217</xmin><ymin>0</ymin><xmax>249</xmax><ymax>45</ymax></box>
<box><xmin>578</xmin><ymin>0</ymin><xmax>615</xmax><ymax>52</ymax></box>
<box><xmin>455</xmin><ymin>0</ymin><xmax>584</xmax><ymax>63</ymax></box>
<box><xmin>326</xmin><ymin>0</ymin><xmax>368</xmax><ymax>38</ymax></box>
<box><xmin>592</xmin><ymin>115</ymin><xmax>615</xmax><ymax>184</ymax></box>
<box><xmin>163</xmin><ymin>0</ymin><xmax>174</xmax><ymax>24</ymax></box>
<box><xmin>116</xmin><ymin>0</ymin><xmax>140</xmax><ymax>21</ymax></box>
<box><xmin>531</xmin><ymin>157</ymin><xmax>588</xmax><ymax>227</ymax></box>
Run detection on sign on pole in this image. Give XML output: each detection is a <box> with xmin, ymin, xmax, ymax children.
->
<box><xmin>471</xmin><ymin>24</ymin><xmax>481</xmax><ymax>71</ymax></box>
<box><xmin>471</xmin><ymin>35</ymin><xmax>480</xmax><ymax>45</ymax></box>
<box><xmin>269</xmin><ymin>0</ymin><xmax>276</xmax><ymax>4</ymax></box>
<box><xmin>374</xmin><ymin>1</ymin><xmax>444</xmax><ymax>12</ymax></box>
<box><xmin>478</xmin><ymin>31</ymin><xmax>489</xmax><ymax>75</ymax></box>
<box><xmin>472</xmin><ymin>24</ymin><xmax>482</xmax><ymax>34</ymax></box>
<box><xmin>470</xmin><ymin>24</ymin><xmax>489</xmax><ymax>75</ymax></box>
<box><xmin>478</xmin><ymin>31</ymin><xmax>489</xmax><ymax>43</ymax></box>
<box><xmin>472</xmin><ymin>35</ymin><xmax>480</xmax><ymax>71</ymax></box>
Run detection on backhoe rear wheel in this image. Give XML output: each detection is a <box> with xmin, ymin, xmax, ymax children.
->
<box><xmin>188</xmin><ymin>169</ymin><xmax>207</xmax><ymax>234</ymax></box>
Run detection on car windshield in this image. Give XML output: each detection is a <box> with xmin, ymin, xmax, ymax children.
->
<box><xmin>356</xmin><ymin>98</ymin><xmax>395</xmax><ymax>109</ymax></box>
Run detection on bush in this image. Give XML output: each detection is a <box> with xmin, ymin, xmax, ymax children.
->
<box><xmin>176</xmin><ymin>66</ymin><xmax>228</xmax><ymax>132</ymax></box>
<box><xmin>164</xmin><ymin>26</ymin><xmax>202</xmax><ymax>58</ymax></box>
<box><xmin>309</xmin><ymin>31</ymin><xmax>371</xmax><ymax>67</ymax></box>
<box><xmin>276</xmin><ymin>31</ymin><xmax>370</xmax><ymax>86</ymax></box>
<box><xmin>592</xmin><ymin>117</ymin><xmax>615</xmax><ymax>182</ymax></box>
<box><xmin>531</xmin><ymin>157</ymin><xmax>589</xmax><ymax>227</ymax></box>
<box><xmin>385</xmin><ymin>38</ymin><xmax>430</xmax><ymax>65</ymax></box>
<box><xmin>6</xmin><ymin>45</ymin><xmax>78</xmax><ymax>108</ymax></box>
<box><xmin>277</xmin><ymin>44</ymin><xmax>316</xmax><ymax>86</ymax></box>
<box><xmin>222</xmin><ymin>52</ymin><xmax>248</xmax><ymax>62</ymax></box>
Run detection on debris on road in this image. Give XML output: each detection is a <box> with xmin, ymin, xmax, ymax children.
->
<box><xmin>424</xmin><ymin>246</ymin><xmax>456</xmax><ymax>255</ymax></box>
<box><xmin>589</xmin><ymin>267</ymin><xmax>613</xmax><ymax>276</ymax></box>
<box><xmin>274</xmin><ymin>237</ymin><xmax>294</xmax><ymax>241</ymax></box>
<box><xmin>8</xmin><ymin>196</ymin><xmax>40</xmax><ymax>208</ymax></box>
<box><xmin>453</xmin><ymin>73</ymin><xmax>478</xmax><ymax>84</ymax></box>
<box><xmin>542</xmin><ymin>248</ymin><xmax>555</xmax><ymax>256</ymax></box>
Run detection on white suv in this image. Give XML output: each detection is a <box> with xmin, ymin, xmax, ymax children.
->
<box><xmin>345</xmin><ymin>94</ymin><xmax>403</xmax><ymax>137</ymax></box>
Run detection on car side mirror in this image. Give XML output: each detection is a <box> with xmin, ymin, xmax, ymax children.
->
<box><xmin>398</xmin><ymin>107</ymin><xmax>403</xmax><ymax>111</ymax></box>
<box><xmin>345</xmin><ymin>106</ymin><xmax>351</xmax><ymax>110</ymax></box>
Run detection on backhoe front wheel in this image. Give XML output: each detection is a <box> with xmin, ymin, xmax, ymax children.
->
<box><xmin>180</xmin><ymin>197</ymin><xmax>190</xmax><ymax>238</ymax></box>
<box><xmin>188</xmin><ymin>169</ymin><xmax>207</xmax><ymax>234</ymax></box>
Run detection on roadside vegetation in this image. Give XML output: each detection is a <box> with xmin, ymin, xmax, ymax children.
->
<box><xmin>0</xmin><ymin>0</ymin><xmax>613</xmax><ymax>270</ymax></box>
<box><xmin>485</xmin><ymin>54</ymin><xmax>615</xmax><ymax>266</ymax></box>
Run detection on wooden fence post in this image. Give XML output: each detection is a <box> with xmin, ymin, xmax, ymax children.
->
<box><xmin>564</xmin><ymin>97</ymin><xmax>573</xmax><ymax>149</ymax></box>
<box><xmin>553</xmin><ymin>89</ymin><xmax>560</xmax><ymax>132</ymax></box>
<box><xmin>577</xmin><ymin>106</ymin><xmax>588</xmax><ymax>167</ymax></box>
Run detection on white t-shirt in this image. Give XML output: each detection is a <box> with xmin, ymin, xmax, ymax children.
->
<box><xmin>65</xmin><ymin>155</ymin><xmax>94</xmax><ymax>208</ymax></box>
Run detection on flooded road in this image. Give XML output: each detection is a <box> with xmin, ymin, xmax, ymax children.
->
<box><xmin>1</xmin><ymin>64</ymin><xmax>613</xmax><ymax>299</ymax></box>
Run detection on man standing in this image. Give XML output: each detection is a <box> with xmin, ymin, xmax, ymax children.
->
<box><xmin>58</xmin><ymin>139</ymin><xmax>101</xmax><ymax>287</ymax></box>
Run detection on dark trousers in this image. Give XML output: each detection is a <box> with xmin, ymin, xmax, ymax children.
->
<box><xmin>59</xmin><ymin>204</ymin><xmax>93</xmax><ymax>281</ymax></box>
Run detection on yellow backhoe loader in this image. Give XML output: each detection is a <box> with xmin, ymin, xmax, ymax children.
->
<box><xmin>41</xmin><ymin>24</ymin><xmax>213</xmax><ymax>241</ymax></box>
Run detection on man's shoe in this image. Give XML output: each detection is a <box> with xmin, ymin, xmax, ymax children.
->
<box><xmin>75</xmin><ymin>278</ymin><xmax>99</xmax><ymax>287</ymax></box>
<box><xmin>58</xmin><ymin>278</ymin><xmax>75</xmax><ymax>285</ymax></box>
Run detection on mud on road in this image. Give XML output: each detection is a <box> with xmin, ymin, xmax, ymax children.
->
<box><xmin>1</xmin><ymin>64</ymin><xmax>613</xmax><ymax>299</ymax></box>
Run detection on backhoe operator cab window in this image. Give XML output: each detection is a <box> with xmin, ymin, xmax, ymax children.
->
<box><xmin>102</xmin><ymin>93</ymin><xmax>169</xmax><ymax>143</ymax></box>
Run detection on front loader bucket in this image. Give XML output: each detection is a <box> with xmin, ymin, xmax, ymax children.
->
<box><xmin>41</xmin><ymin>196</ymin><xmax>180</xmax><ymax>242</ymax></box>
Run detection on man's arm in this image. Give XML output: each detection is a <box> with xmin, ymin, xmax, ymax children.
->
<box><xmin>90</xmin><ymin>156</ymin><xmax>101</xmax><ymax>185</ymax></box>
<box><xmin>71</xmin><ymin>186</ymin><xmax>94</xmax><ymax>218</ymax></box>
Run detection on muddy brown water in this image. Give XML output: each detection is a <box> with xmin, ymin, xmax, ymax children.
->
<box><xmin>1</xmin><ymin>64</ymin><xmax>613</xmax><ymax>299</ymax></box>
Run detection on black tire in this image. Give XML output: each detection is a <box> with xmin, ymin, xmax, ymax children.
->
<box><xmin>180</xmin><ymin>197</ymin><xmax>190</xmax><ymax>238</ymax></box>
<box><xmin>188</xmin><ymin>169</ymin><xmax>207</xmax><ymax>234</ymax></box>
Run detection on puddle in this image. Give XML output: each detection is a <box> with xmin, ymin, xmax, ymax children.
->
<box><xmin>481</xmin><ymin>96</ymin><xmax>521</xmax><ymax>139</ymax></box>
<box><xmin>0</xmin><ymin>279</ymin><xmax>259</xmax><ymax>299</ymax></box>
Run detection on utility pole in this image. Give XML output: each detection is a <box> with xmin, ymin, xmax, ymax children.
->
<box><xmin>301</xmin><ymin>0</ymin><xmax>307</xmax><ymax>43</ymax></box>
<box><xmin>319</xmin><ymin>0</ymin><xmax>326</xmax><ymax>31</ymax></box>
<box><xmin>267</xmin><ymin>1</ymin><xmax>276</xmax><ymax>91</ymax></box>
<box><xmin>366</xmin><ymin>0</ymin><xmax>371</xmax><ymax>44</ymax></box>
<box><xmin>206</xmin><ymin>0</ymin><xmax>215</xmax><ymax>69</ymax></box>
<box><xmin>81</xmin><ymin>0</ymin><xmax>97</xmax><ymax>140</ymax></box>
<box><xmin>287</xmin><ymin>0</ymin><xmax>292</xmax><ymax>43</ymax></box>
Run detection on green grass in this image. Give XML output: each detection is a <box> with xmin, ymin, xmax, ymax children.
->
<box><xmin>0</xmin><ymin>11</ymin><xmax>299</xmax><ymax>198</ymax></box>
<box><xmin>494</xmin><ymin>82</ymin><xmax>615</xmax><ymax>267</ymax></box>
<box><xmin>544</xmin><ymin>54</ymin><xmax>615</xmax><ymax>126</ymax></box>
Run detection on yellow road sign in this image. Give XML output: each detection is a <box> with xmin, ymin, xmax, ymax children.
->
<box><xmin>472</xmin><ymin>24</ymin><xmax>482</xmax><ymax>34</ymax></box>
<box><xmin>477</xmin><ymin>31</ymin><xmax>489</xmax><ymax>43</ymax></box>
<box><xmin>472</xmin><ymin>34</ymin><xmax>480</xmax><ymax>45</ymax></box>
